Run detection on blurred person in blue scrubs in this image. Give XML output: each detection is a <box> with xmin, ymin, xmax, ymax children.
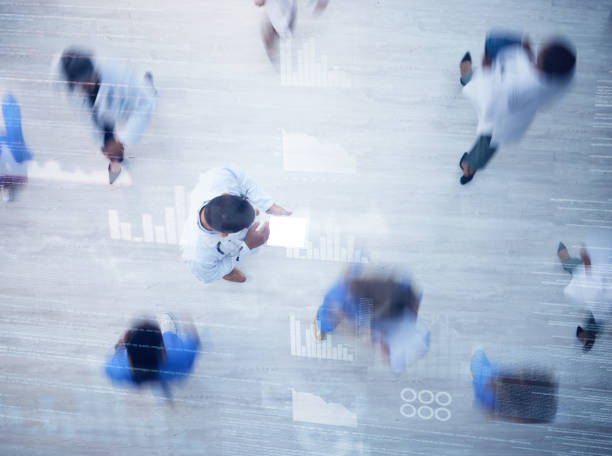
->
<box><xmin>105</xmin><ymin>314</ymin><xmax>200</xmax><ymax>396</ymax></box>
<box><xmin>471</xmin><ymin>350</ymin><xmax>558</xmax><ymax>423</ymax></box>
<box><xmin>313</xmin><ymin>267</ymin><xmax>430</xmax><ymax>375</ymax></box>
<box><xmin>0</xmin><ymin>93</ymin><xmax>32</xmax><ymax>201</ymax></box>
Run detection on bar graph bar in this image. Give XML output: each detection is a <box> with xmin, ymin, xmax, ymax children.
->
<box><xmin>289</xmin><ymin>315</ymin><xmax>354</xmax><ymax>362</ymax></box>
<box><xmin>142</xmin><ymin>214</ymin><xmax>154</xmax><ymax>242</ymax></box>
<box><xmin>280</xmin><ymin>38</ymin><xmax>353</xmax><ymax>88</ymax></box>
<box><xmin>154</xmin><ymin>225</ymin><xmax>166</xmax><ymax>244</ymax></box>
<box><xmin>120</xmin><ymin>222</ymin><xmax>132</xmax><ymax>241</ymax></box>
<box><xmin>107</xmin><ymin>186</ymin><xmax>190</xmax><ymax>245</ymax></box>
<box><xmin>164</xmin><ymin>207</ymin><xmax>177</xmax><ymax>244</ymax></box>
<box><xmin>108</xmin><ymin>210</ymin><xmax>120</xmax><ymax>240</ymax></box>
<box><xmin>286</xmin><ymin>233</ymin><xmax>368</xmax><ymax>263</ymax></box>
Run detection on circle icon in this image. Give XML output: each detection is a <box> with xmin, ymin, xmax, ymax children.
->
<box><xmin>435</xmin><ymin>408</ymin><xmax>451</xmax><ymax>422</ymax></box>
<box><xmin>400</xmin><ymin>403</ymin><xmax>416</xmax><ymax>418</ymax></box>
<box><xmin>435</xmin><ymin>391</ymin><xmax>452</xmax><ymax>407</ymax></box>
<box><xmin>417</xmin><ymin>390</ymin><xmax>434</xmax><ymax>404</ymax></box>
<box><xmin>400</xmin><ymin>388</ymin><xmax>417</xmax><ymax>403</ymax></box>
<box><xmin>417</xmin><ymin>406</ymin><xmax>434</xmax><ymax>420</ymax></box>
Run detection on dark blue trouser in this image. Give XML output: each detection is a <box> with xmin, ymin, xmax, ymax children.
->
<box><xmin>484</xmin><ymin>32</ymin><xmax>522</xmax><ymax>63</ymax></box>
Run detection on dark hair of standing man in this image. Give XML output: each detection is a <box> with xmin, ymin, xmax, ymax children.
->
<box><xmin>60</xmin><ymin>47</ymin><xmax>96</xmax><ymax>90</ymax></box>
<box><xmin>539</xmin><ymin>40</ymin><xmax>576</xmax><ymax>79</ymax></box>
<box><xmin>125</xmin><ymin>320</ymin><xmax>165</xmax><ymax>384</ymax></box>
<box><xmin>203</xmin><ymin>194</ymin><xmax>255</xmax><ymax>233</ymax></box>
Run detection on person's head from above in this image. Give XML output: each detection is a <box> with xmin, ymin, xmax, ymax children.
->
<box><xmin>199</xmin><ymin>194</ymin><xmax>255</xmax><ymax>237</ymax></box>
<box><xmin>349</xmin><ymin>275</ymin><xmax>421</xmax><ymax>326</ymax></box>
<box><xmin>125</xmin><ymin>320</ymin><xmax>166</xmax><ymax>384</ymax></box>
<box><xmin>60</xmin><ymin>47</ymin><xmax>98</xmax><ymax>94</ymax></box>
<box><xmin>536</xmin><ymin>39</ymin><xmax>576</xmax><ymax>81</ymax></box>
<box><xmin>494</xmin><ymin>367</ymin><xmax>558</xmax><ymax>423</ymax></box>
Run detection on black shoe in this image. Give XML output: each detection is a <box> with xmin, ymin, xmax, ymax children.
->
<box><xmin>558</xmin><ymin>242</ymin><xmax>567</xmax><ymax>253</ymax></box>
<box><xmin>460</xmin><ymin>52</ymin><xmax>473</xmax><ymax>86</ymax></box>
<box><xmin>460</xmin><ymin>174</ymin><xmax>474</xmax><ymax>185</ymax></box>
<box><xmin>108</xmin><ymin>163</ymin><xmax>121</xmax><ymax>184</ymax></box>
<box><xmin>576</xmin><ymin>326</ymin><xmax>596</xmax><ymax>352</ymax></box>
<box><xmin>459</xmin><ymin>152</ymin><xmax>468</xmax><ymax>170</ymax></box>
<box><xmin>144</xmin><ymin>72</ymin><xmax>157</xmax><ymax>95</ymax></box>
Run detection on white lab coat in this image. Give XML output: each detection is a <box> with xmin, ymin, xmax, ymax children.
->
<box><xmin>61</xmin><ymin>60</ymin><xmax>156</xmax><ymax>148</ymax></box>
<box><xmin>564</xmin><ymin>235</ymin><xmax>612</xmax><ymax>324</ymax></box>
<box><xmin>463</xmin><ymin>46</ymin><xmax>572</xmax><ymax>147</ymax></box>
<box><xmin>180</xmin><ymin>166</ymin><xmax>275</xmax><ymax>284</ymax></box>
<box><xmin>265</xmin><ymin>0</ymin><xmax>297</xmax><ymax>38</ymax></box>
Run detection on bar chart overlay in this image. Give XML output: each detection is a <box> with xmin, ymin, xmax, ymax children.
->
<box><xmin>289</xmin><ymin>315</ymin><xmax>354</xmax><ymax>361</ymax></box>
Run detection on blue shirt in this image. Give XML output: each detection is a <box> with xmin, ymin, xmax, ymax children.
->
<box><xmin>105</xmin><ymin>331</ymin><xmax>200</xmax><ymax>384</ymax></box>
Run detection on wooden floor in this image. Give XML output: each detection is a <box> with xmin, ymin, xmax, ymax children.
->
<box><xmin>1</xmin><ymin>0</ymin><xmax>611</xmax><ymax>454</ymax></box>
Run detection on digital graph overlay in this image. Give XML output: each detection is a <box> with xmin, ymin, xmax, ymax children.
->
<box><xmin>286</xmin><ymin>231</ymin><xmax>369</xmax><ymax>263</ymax></box>
<box><xmin>280</xmin><ymin>37</ymin><xmax>352</xmax><ymax>88</ymax></box>
<box><xmin>289</xmin><ymin>315</ymin><xmax>354</xmax><ymax>361</ymax></box>
<box><xmin>400</xmin><ymin>388</ymin><xmax>452</xmax><ymax>422</ymax></box>
<box><xmin>108</xmin><ymin>186</ymin><xmax>188</xmax><ymax>244</ymax></box>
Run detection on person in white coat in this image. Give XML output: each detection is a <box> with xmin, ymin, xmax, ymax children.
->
<box><xmin>457</xmin><ymin>33</ymin><xmax>576</xmax><ymax>185</ymax></box>
<box><xmin>180</xmin><ymin>166</ymin><xmax>291</xmax><ymax>283</ymax></box>
<box><xmin>557</xmin><ymin>237</ymin><xmax>612</xmax><ymax>352</ymax></box>
<box><xmin>254</xmin><ymin>0</ymin><xmax>297</xmax><ymax>63</ymax></box>
<box><xmin>59</xmin><ymin>47</ymin><xmax>157</xmax><ymax>184</ymax></box>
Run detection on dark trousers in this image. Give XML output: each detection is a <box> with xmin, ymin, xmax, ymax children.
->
<box><xmin>484</xmin><ymin>33</ymin><xmax>522</xmax><ymax>64</ymax></box>
<box><xmin>465</xmin><ymin>135</ymin><xmax>497</xmax><ymax>172</ymax></box>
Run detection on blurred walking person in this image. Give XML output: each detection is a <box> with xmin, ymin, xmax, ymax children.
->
<box><xmin>0</xmin><ymin>93</ymin><xmax>32</xmax><ymax>201</ymax></box>
<box><xmin>313</xmin><ymin>266</ymin><xmax>430</xmax><ymax>375</ymax></box>
<box><xmin>105</xmin><ymin>313</ymin><xmax>200</xmax><ymax>397</ymax></box>
<box><xmin>457</xmin><ymin>32</ymin><xmax>576</xmax><ymax>184</ymax></box>
<box><xmin>254</xmin><ymin>0</ymin><xmax>297</xmax><ymax>64</ymax></box>
<box><xmin>557</xmin><ymin>238</ymin><xmax>612</xmax><ymax>352</ymax></box>
<box><xmin>471</xmin><ymin>350</ymin><xmax>558</xmax><ymax>423</ymax></box>
<box><xmin>58</xmin><ymin>47</ymin><xmax>157</xmax><ymax>184</ymax></box>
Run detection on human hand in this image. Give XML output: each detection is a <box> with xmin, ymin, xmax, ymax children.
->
<box><xmin>266</xmin><ymin>204</ymin><xmax>292</xmax><ymax>216</ymax></box>
<box><xmin>102</xmin><ymin>137</ymin><xmax>124</xmax><ymax>162</ymax></box>
<box><xmin>244</xmin><ymin>221</ymin><xmax>270</xmax><ymax>249</ymax></box>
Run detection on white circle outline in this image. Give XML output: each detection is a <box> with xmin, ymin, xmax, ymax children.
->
<box><xmin>400</xmin><ymin>403</ymin><xmax>416</xmax><ymax>418</ymax></box>
<box><xmin>418</xmin><ymin>390</ymin><xmax>434</xmax><ymax>404</ymax></box>
<box><xmin>400</xmin><ymin>388</ymin><xmax>417</xmax><ymax>402</ymax></box>
<box><xmin>435</xmin><ymin>407</ymin><xmax>451</xmax><ymax>422</ymax></box>
<box><xmin>417</xmin><ymin>405</ymin><xmax>434</xmax><ymax>420</ymax></box>
<box><xmin>435</xmin><ymin>391</ymin><xmax>452</xmax><ymax>406</ymax></box>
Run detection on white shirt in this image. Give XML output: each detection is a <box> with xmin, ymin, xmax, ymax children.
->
<box><xmin>180</xmin><ymin>166</ymin><xmax>275</xmax><ymax>284</ymax></box>
<box><xmin>377</xmin><ymin>316</ymin><xmax>430</xmax><ymax>376</ymax></box>
<box><xmin>265</xmin><ymin>0</ymin><xmax>296</xmax><ymax>38</ymax></box>
<box><xmin>61</xmin><ymin>60</ymin><xmax>157</xmax><ymax>148</ymax></box>
<box><xmin>463</xmin><ymin>46</ymin><xmax>572</xmax><ymax>147</ymax></box>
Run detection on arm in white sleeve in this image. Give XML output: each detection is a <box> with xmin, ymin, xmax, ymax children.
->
<box><xmin>116</xmin><ymin>83</ymin><xmax>156</xmax><ymax>146</ymax></box>
<box><xmin>225</xmin><ymin>167</ymin><xmax>275</xmax><ymax>212</ymax></box>
<box><xmin>189</xmin><ymin>246</ymin><xmax>240</xmax><ymax>284</ymax></box>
